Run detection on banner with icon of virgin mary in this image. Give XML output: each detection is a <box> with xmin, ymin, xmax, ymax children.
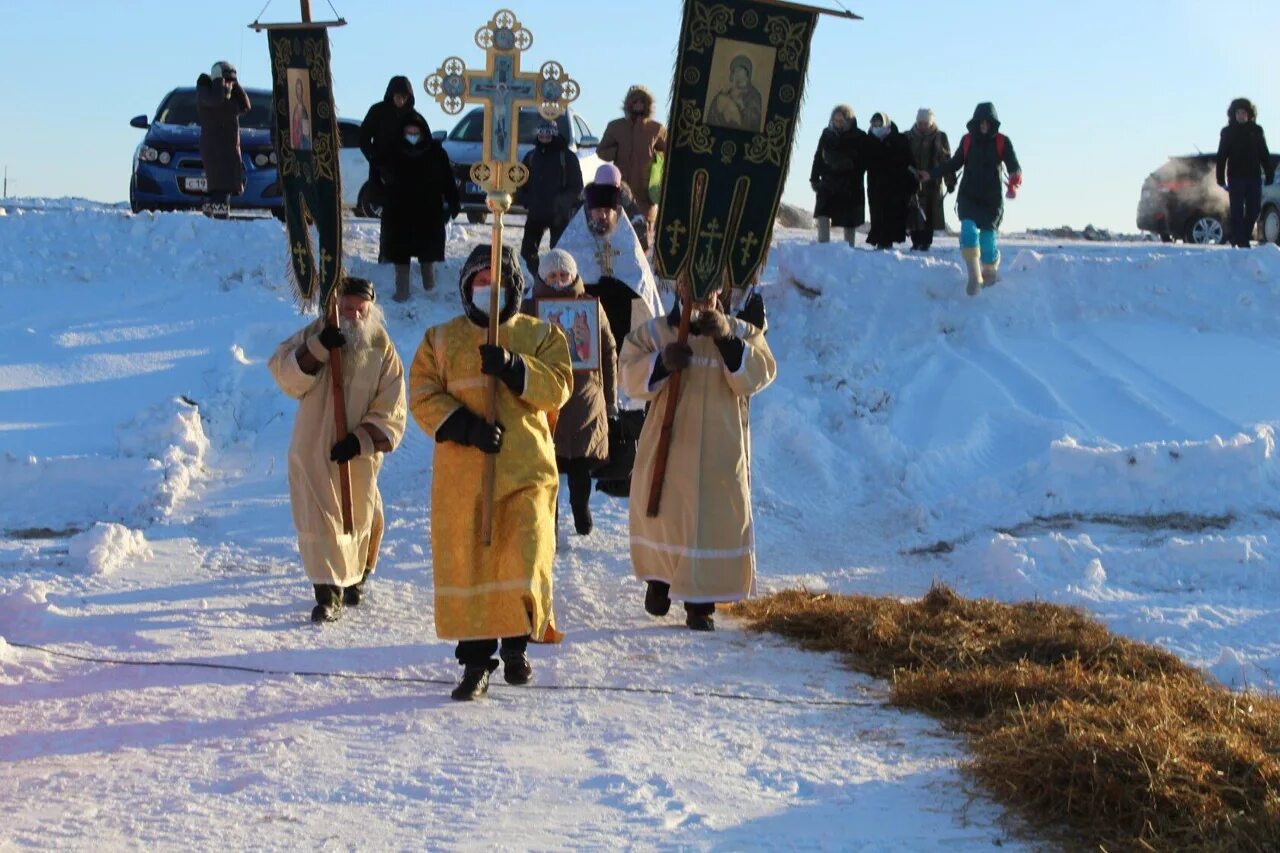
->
<box><xmin>655</xmin><ymin>0</ymin><xmax>817</xmax><ymax>300</ymax></box>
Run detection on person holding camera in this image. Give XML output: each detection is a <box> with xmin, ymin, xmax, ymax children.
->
<box><xmin>195</xmin><ymin>61</ymin><xmax>251</xmax><ymax>219</ymax></box>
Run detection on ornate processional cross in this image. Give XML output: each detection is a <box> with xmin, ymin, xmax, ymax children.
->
<box><xmin>423</xmin><ymin>9</ymin><xmax>579</xmax><ymax>547</ymax></box>
<box><xmin>425</xmin><ymin>8</ymin><xmax>579</xmax><ymax>200</ymax></box>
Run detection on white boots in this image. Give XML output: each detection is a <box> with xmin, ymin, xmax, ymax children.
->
<box><xmin>961</xmin><ymin>246</ymin><xmax>983</xmax><ymax>296</ymax></box>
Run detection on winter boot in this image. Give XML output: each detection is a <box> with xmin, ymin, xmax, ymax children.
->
<box><xmin>568</xmin><ymin>460</ymin><xmax>593</xmax><ymax>535</ymax></box>
<box><xmin>816</xmin><ymin>216</ymin><xmax>831</xmax><ymax>244</ymax></box>
<box><xmin>420</xmin><ymin>261</ymin><xmax>436</xmax><ymax>291</ymax></box>
<box><xmin>342</xmin><ymin>568</ymin><xmax>370</xmax><ymax>606</ymax></box>
<box><xmin>500</xmin><ymin>650</ymin><xmax>533</xmax><ymax>685</ymax></box>
<box><xmin>311</xmin><ymin>584</ymin><xmax>342</xmax><ymax>623</ymax></box>
<box><xmin>981</xmin><ymin>257</ymin><xmax>1000</xmax><ymax>287</ymax></box>
<box><xmin>843</xmin><ymin>227</ymin><xmax>857</xmax><ymax>247</ymax></box>
<box><xmin>393</xmin><ymin>264</ymin><xmax>411</xmax><ymax>302</ymax></box>
<box><xmin>451</xmin><ymin>659</ymin><xmax>500</xmax><ymax>701</ymax></box>
<box><xmin>684</xmin><ymin>602</ymin><xmax>716</xmax><ymax>632</ymax></box>
<box><xmin>645</xmin><ymin>580</ymin><xmax>672</xmax><ymax>617</ymax></box>
<box><xmin>960</xmin><ymin>246</ymin><xmax>984</xmax><ymax>296</ymax></box>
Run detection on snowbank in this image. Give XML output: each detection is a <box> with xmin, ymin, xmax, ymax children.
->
<box><xmin>67</xmin><ymin>523</ymin><xmax>152</xmax><ymax>575</ymax></box>
<box><xmin>0</xmin><ymin>397</ymin><xmax>210</xmax><ymax>532</ymax></box>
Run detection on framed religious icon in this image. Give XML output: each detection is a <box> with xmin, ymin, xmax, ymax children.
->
<box><xmin>537</xmin><ymin>297</ymin><xmax>601</xmax><ymax>371</ymax></box>
<box><xmin>286</xmin><ymin>67</ymin><xmax>314</xmax><ymax>151</ymax></box>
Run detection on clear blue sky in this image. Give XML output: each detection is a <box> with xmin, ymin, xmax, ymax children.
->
<box><xmin>0</xmin><ymin>0</ymin><xmax>1272</xmax><ymax>232</ymax></box>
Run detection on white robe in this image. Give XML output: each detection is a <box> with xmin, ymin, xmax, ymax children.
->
<box><xmin>555</xmin><ymin>206</ymin><xmax>665</xmax><ymax>329</ymax></box>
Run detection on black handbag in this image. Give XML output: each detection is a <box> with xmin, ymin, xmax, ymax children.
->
<box><xmin>593</xmin><ymin>408</ymin><xmax>646</xmax><ymax>497</ymax></box>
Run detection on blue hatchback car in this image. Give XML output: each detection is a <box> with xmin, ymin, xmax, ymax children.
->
<box><xmin>129</xmin><ymin>87</ymin><xmax>282</xmax><ymax>214</ymax></box>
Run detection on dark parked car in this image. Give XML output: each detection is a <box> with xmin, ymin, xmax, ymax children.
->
<box><xmin>1137</xmin><ymin>153</ymin><xmax>1280</xmax><ymax>244</ymax></box>
<box><xmin>130</xmin><ymin>87</ymin><xmax>281</xmax><ymax>214</ymax></box>
<box><xmin>443</xmin><ymin>106</ymin><xmax>600</xmax><ymax>223</ymax></box>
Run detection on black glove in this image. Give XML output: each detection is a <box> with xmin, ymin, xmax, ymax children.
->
<box><xmin>330</xmin><ymin>433</ymin><xmax>361</xmax><ymax>463</ymax></box>
<box><xmin>436</xmin><ymin>408</ymin><xmax>504</xmax><ymax>454</ymax></box>
<box><xmin>479</xmin><ymin>344</ymin><xmax>526</xmax><ymax>394</ymax></box>
<box><xmin>736</xmin><ymin>292</ymin><xmax>767</xmax><ymax>334</ymax></box>
<box><xmin>318</xmin><ymin>325</ymin><xmax>346</xmax><ymax>350</ymax></box>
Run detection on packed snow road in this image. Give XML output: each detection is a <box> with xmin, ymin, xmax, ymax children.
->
<box><xmin>4</xmin><ymin>202</ymin><xmax>1280</xmax><ymax>847</ymax></box>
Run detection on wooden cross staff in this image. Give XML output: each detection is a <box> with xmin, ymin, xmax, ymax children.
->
<box><xmin>426</xmin><ymin>8</ymin><xmax>579</xmax><ymax>545</ymax></box>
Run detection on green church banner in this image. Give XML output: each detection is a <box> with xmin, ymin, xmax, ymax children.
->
<box><xmin>267</xmin><ymin>27</ymin><xmax>344</xmax><ymax>309</ymax></box>
<box><xmin>655</xmin><ymin>0</ymin><xmax>817</xmax><ymax>300</ymax></box>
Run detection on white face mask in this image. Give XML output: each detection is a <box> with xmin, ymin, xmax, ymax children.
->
<box><xmin>470</xmin><ymin>285</ymin><xmax>507</xmax><ymax>314</ymax></box>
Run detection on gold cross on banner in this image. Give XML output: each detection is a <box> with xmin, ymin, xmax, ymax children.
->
<box><xmin>425</xmin><ymin>8</ymin><xmax>579</xmax><ymax>197</ymax></box>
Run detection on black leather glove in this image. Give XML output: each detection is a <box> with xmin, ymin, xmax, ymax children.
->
<box><xmin>436</xmin><ymin>408</ymin><xmax>504</xmax><ymax>454</ymax></box>
<box><xmin>330</xmin><ymin>433</ymin><xmax>361</xmax><ymax>463</ymax></box>
<box><xmin>466</xmin><ymin>418</ymin><xmax>504</xmax><ymax>454</ymax></box>
<box><xmin>479</xmin><ymin>344</ymin><xmax>526</xmax><ymax>394</ymax></box>
<box><xmin>318</xmin><ymin>325</ymin><xmax>346</xmax><ymax>350</ymax></box>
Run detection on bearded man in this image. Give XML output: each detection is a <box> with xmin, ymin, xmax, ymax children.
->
<box><xmin>268</xmin><ymin>277</ymin><xmax>407</xmax><ymax>623</ymax></box>
<box><xmin>555</xmin><ymin>164</ymin><xmax>665</xmax><ymax>356</ymax></box>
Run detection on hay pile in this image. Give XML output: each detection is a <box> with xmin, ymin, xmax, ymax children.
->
<box><xmin>733</xmin><ymin>586</ymin><xmax>1280</xmax><ymax>850</ymax></box>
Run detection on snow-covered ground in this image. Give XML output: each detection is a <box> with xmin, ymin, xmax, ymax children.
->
<box><xmin>2</xmin><ymin>200</ymin><xmax>1279</xmax><ymax>847</ymax></box>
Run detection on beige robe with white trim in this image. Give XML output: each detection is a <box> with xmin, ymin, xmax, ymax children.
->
<box><xmin>621</xmin><ymin>316</ymin><xmax>776</xmax><ymax>602</ymax></box>
<box><xmin>268</xmin><ymin>319</ymin><xmax>407</xmax><ymax>587</ymax></box>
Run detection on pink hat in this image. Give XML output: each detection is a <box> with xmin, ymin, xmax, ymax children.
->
<box><xmin>593</xmin><ymin>163</ymin><xmax>623</xmax><ymax>188</ymax></box>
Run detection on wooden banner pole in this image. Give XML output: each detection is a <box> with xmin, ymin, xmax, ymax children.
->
<box><xmin>646</xmin><ymin>289</ymin><xmax>693</xmax><ymax>518</ymax></box>
<box><xmin>480</xmin><ymin>189</ymin><xmax>511</xmax><ymax>546</ymax></box>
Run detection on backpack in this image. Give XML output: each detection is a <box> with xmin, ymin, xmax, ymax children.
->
<box><xmin>961</xmin><ymin>132</ymin><xmax>1006</xmax><ymax>162</ymax></box>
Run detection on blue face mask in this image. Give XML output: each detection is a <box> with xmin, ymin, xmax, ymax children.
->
<box><xmin>405</xmin><ymin>133</ymin><xmax>421</xmax><ymax>145</ymax></box>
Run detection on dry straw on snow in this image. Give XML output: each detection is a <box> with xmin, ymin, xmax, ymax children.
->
<box><xmin>733</xmin><ymin>585</ymin><xmax>1280</xmax><ymax>851</ymax></box>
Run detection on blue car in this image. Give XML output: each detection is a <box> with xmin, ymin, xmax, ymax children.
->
<box><xmin>129</xmin><ymin>87</ymin><xmax>282</xmax><ymax>214</ymax></box>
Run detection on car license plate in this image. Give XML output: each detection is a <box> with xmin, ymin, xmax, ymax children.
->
<box><xmin>183</xmin><ymin>176</ymin><xmax>208</xmax><ymax>193</ymax></box>
<box><xmin>466</xmin><ymin>182</ymin><xmax>481</xmax><ymax>194</ymax></box>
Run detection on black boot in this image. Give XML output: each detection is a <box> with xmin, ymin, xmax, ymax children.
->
<box><xmin>451</xmin><ymin>659</ymin><xmax>500</xmax><ymax>701</ymax></box>
<box><xmin>684</xmin><ymin>602</ymin><xmax>715</xmax><ymax>632</ymax></box>
<box><xmin>568</xmin><ymin>458</ymin><xmax>593</xmax><ymax>535</ymax></box>
<box><xmin>343</xmin><ymin>568</ymin><xmax>370</xmax><ymax>606</ymax></box>
<box><xmin>645</xmin><ymin>580</ymin><xmax>672</xmax><ymax>617</ymax></box>
<box><xmin>500</xmin><ymin>637</ymin><xmax>533</xmax><ymax>685</ymax></box>
<box><xmin>311</xmin><ymin>584</ymin><xmax>342</xmax><ymax>623</ymax></box>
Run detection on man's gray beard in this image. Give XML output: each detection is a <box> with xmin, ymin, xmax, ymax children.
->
<box><xmin>339</xmin><ymin>303</ymin><xmax>386</xmax><ymax>368</ymax></box>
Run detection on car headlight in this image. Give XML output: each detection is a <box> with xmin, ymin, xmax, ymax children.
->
<box><xmin>254</xmin><ymin>153</ymin><xmax>269</xmax><ymax>167</ymax></box>
<box><xmin>139</xmin><ymin>146</ymin><xmax>160</xmax><ymax>163</ymax></box>
<box><xmin>269</xmin><ymin>151</ymin><xmax>278</xmax><ymax>165</ymax></box>
<box><xmin>158</xmin><ymin>151</ymin><xmax>172</xmax><ymax>165</ymax></box>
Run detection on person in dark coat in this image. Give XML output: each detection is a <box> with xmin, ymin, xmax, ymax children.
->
<box><xmin>381</xmin><ymin>112</ymin><xmax>460</xmax><ymax>302</ymax></box>
<box><xmin>810</xmin><ymin>104</ymin><xmax>866</xmax><ymax>246</ymax></box>
<box><xmin>905</xmin><ymin>108</ymin><xmax>955</xmax><ymax>251</ymax></box>
<box><xmin>516</xmin><ymin>120</ymin><xmax>584</xmax><ymax>280</ymax></box>
<box><xmin>195</xmin><ymin>61</ymin><xmax>250</xmax><ymax>219</ymax></box>
<box><xmin>863</xmin><ymin>113</ymin><xmax>917</xmax><ymax>250</ymax></box>
<box><xmin>1217</xmin><ymin>98</ymin><xmax>1275</xmax><ymax>248</ymax></box>
<box><xmin>923</xmin><ymin>102</ymin><xmax>1022</xmax><ymax>295</ymax></box>
<box><xmin>522</xmin><ymin>249</ymin><xmax>617</xmax><ymax>535</ymax></box>
<box><xmin>360</xmin><ymin>77</ymin><xmax>417</xmax><ymax>262</ymax></box>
